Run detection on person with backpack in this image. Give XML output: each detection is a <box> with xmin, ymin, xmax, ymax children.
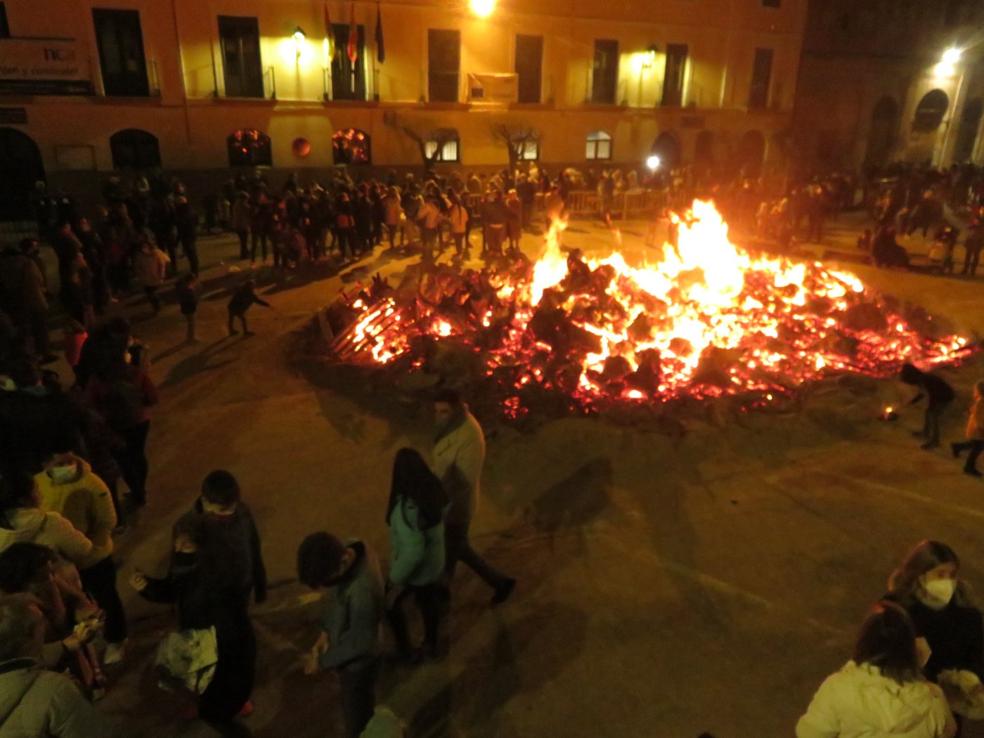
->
<box><xmin>0</xmin><ymin>594</ymin><xmax>117</xmax><ymax>737</ymax></box>
<box><xmin>130</xmin><ymin>470</ymin><xmax>266</xmax><ymax>728</ymax></box>
<box><xmin>35</xmin><ymin>451</ymin><xmax>127</xmax><ymax>665</ymax></box>
<box><xmin>384</xmin><ymin>448</ymin><xmax>448</xmax><ymax>662</ymax></box>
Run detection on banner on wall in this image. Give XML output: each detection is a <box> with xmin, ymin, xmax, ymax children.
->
<box><xmin>0</xmin><ymin>38</ymin><xmax>93</xmax><ymax>95</ymax></box>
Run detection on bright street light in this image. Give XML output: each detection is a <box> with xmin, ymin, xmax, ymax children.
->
<box><xmin>469</xmin><ymin>0</ymin><xmax>496</xmax><ymax>18</ymax></box>
<box><xmin>646</xmin><ymin>154</ymin><xmax>661</xmax><ymax>172</ymax></box>
<box><xmin>292</xmin><ymin>26</ymin><xmax>306</xmax><ymax>60</ymax></box>
<box><xmin>941</xmin><ymin>47</ymin><xmax>962</xmax><ymax>65</ymax></box>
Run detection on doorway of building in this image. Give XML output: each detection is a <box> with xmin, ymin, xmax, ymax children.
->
<box><xmin>0</xmin><ymin>128</ymin><xmax>45</xmax><ymax>222</ymax></box>
<box><xmin>954</xmin><ymin>98</ymin><xmax>982</xmax><ymax>163</ymax></box>
<box><xmin>865</xmin><ymin>96</ymin><xmax>899</xmax><ymax>167</ymax></box>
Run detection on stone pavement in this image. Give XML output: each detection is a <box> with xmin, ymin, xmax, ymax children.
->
<box><xmin>70</xmin><ymin>214</ymin><xmax>984</xmax><ymax>738</ymax></box>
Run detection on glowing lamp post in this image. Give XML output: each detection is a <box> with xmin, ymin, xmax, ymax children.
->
<box><xmin>469</xmin><ymin>0</ymin><xmax>496</xmax><ymax>18</ymax></box>
<box><xmin>935</xmin><ymin>47</ymin><xmax>961</xmax><ymax>78</ymax></box>
<box><xmin>292</xmin><ymin>26</ymin><xmax>306</xmax><ymax>61</ymax></box>
<box><xmin>646</xmin><ymin>154</ymin><xmax>661</xmax><ymax>172</ymax></box>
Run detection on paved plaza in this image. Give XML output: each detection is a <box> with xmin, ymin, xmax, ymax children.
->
<box><xmin>85</xmin><ymin>216</ymin><xmax>984</xmax><ymax>738</ymax></box>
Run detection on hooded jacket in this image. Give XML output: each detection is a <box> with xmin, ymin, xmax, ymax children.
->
<box><xmin>35</xmin><ymin>457</ymin><xmax>116</xmax><ymax>570</ymax></box>
<box><xmin>796</xmin><ymin>661</ymin><xmax>953</xmax><ymax>738</ymax></box>
<box><xmin>319</xmin><ymin>541</ymin><xmax>384</xmax><ymax>671</ymax></box>
<box><xmin>0</xmin><ymin>658</ymin><xmax>116</xmax><ymax>737</ymax></box>
<box><xmin>0</xmin><ymin>508</ymin><xmax>92</xmax><ymax>567</ymax></box>
<box><xmin>432</xmin><ymin>408</ymin><xmax>485</xmax><ymax>527</ymax></box>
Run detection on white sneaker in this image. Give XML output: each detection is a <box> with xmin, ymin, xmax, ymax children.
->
<box><xmin>104</xmin><ymin>641</ymin><xmax>126</xmax><ymax>665</ymax></box>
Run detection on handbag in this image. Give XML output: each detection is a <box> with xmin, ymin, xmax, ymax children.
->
<box><xmin>154</xmin><ymin>626</ymin><xmax>218</xmax><ymax>695</ymax></box>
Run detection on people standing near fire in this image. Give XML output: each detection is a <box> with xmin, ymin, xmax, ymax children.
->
<box><xmin>384</xmin><ymin>448</ymin><xmax>448</xmax><ymax>662</ymax></box>
<box><xmin>901</xmin><ymin>363</ymin><xmax>955</xmax><ymax>450</ymax></box>
<box><xmin>298</xmin><ymin>531</ymin><xmax>384</xmax><ymax>738</ymax></box>
<box><xmin>431</xmin><ymin>389</ymin><xmax>515</xmax><ymax>605</ymax></box>
<box><xmin>796</xmin><ymin>600</ymin><xmax>955</xmax><ymax>738</ymax></box>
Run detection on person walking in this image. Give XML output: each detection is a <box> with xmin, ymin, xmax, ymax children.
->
<box><xmin>447</xmin><ymin>193</ymin><xmax>470</xmax><ymax>260</ymax></box>
<box><xmin>384</xmin><ymin>448</ymin><xmax>448</xmax><ymax>662</ymax></box>
<box><xmin>130</xmin><ymin>470</ymin><xmax>266</xmax><ymax>728</ymax></box>
<box><xmin>175</xmin><ymin>274</ymin><xmax>200</xmax><ymax>344</ymax></box>
<box><xmin>175</xmin><ymin>196</ymin><xmax>200</xmax><ymax>276</ymax></box>
<box><xmin>432</xmin><ymin>389</ymin><xmax>515</xmax><ymax>605</ymax></box>
<box><xmin>382</xmin><ymin>187</ymin><xmax>403</xmax><ymax>250</ymax></box>
<box><xmin>901</xmin><ymin>363</ymin><xmax>955</xmax><ymax>450</ymax></box>
<box><xmin>133</xmin><ymin>238</ymin><xmax>170</xmax><ymax>315</ymax></box>
<box><xmin>952</xmin><ymin>381</ymin><xmax>984</xmax><ymax>478</ymax></box>
<box><xmin>35</xmin><ymin>450</ymin><xmax>127</xmax><ymax>665</ymax></box>
<box><xmin>796</xmin><ymin>600</ymin><xmax>955</xmax><ymax>738</ymax></box>
<box><xmin>0</xmin><ymin>594</ymin><xmax>118</xmax><ymax>737</ymax></box>
<box><xmin>298</xmin><ymin>532</ymin><xmax>384</xmax><ymax>738</ymax></box>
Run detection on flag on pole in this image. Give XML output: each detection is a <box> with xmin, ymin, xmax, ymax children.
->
<box><xmin>375</xmin><ymin>2</ymin><xmax>385</xmax><ymax>63</ymax></box>
<box><xmin>324</xmin><ymin>2</ymin><xmax>334</xmax><ymax>62</ymax></box>
<box><xmin>347</xmin><ymin>2</ymin><xmax>359</xmax><ymax>65</ymax></box>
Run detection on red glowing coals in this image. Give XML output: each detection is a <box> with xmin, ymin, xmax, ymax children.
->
<box><xmin>329</xmin><ymin>200</ymin><xmax>970</xmax><ymax>416</ymax></box>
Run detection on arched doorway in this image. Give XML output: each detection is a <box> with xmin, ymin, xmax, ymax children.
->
<box><xmin>865</xmin><ymin>96</ymin><xmax>899</xmax><ymax>167</ymax></box>
<box><xmin>651</xmin><ymin>132</ymin><xmax>681</xmax><ymax>169</ymax></box>
<box><xmin>0</xmin><ymin>128</ymin><xmax>45</xmax><ymax>222</ymax></box>
<box><xmin>110</xmin><ymin>129</ymin><xmax>161</xmax><ymax>170</ymax></box>
<box><xmin>738</xmin><ymin>130</ymin><xmax>765</xmax><ymax>177</ymax></box>
<box><xmin>913</xmin><ymin>90</ymin><xmax>950</xmax><ymax>132</ymax></box>
<box><xmin>954</xmin><ymin>98</ymin><xmax>983</xmax><ymax>163</ymax></box>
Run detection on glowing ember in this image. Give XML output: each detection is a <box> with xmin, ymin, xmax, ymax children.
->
<box><xmin>329</xmin><ymin>200</ymin><xmax>971</xmax><ymax>415</ymax></box>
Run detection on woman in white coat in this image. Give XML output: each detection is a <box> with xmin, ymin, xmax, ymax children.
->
<box><xmin>797</xmin><ymin>600</ymin><xmax>956</xmax><ymax>738</ymax></box>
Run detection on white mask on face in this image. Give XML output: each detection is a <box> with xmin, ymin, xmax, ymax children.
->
<box><xmin>922</xmin><ymin>577</ymin><xmax>957</xmax><ymax>607</ymax></box>
<box><xmin>48</xmin><ymin>464</ymin><xmax>78</xmax><ymax>483</ymax></box>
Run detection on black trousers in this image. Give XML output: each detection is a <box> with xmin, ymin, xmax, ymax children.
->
<box><xmin>79</xmin><ymin>556</ymin><xmax>127</xmax><ymax>643</ymax></box>
<box><xmin>339</xmin><ymin>658</ymin><xmax>378</xmax><ymax>738</ymax></box>
<box><xmin>964</xmin><ymin>247</ymin><xmax>981</xmax><ymax>276</ymax></box>
<box><xmin>236</xmin><ymin>230</ymin><xmax>249</xmax><ymax>259</ymax></box>
<box><xmin>386</xmin><ymin>583</ymin><xmax>442</xmax><ymax>653</ymax></box>
<box><xmin>181</xmin><ymin>236</ymin><xmax>200</xmax><ymax>275</ymax></box>
<box><xmin>445</xmin><ymin>521</ymin><xmax>508</xmax><ymax>590</ymax></box>
<box><xmin>200</xmin><ymin>617</ymin><xmax>256</xmax><ymax>725</ymax></box>
<box><xmin>922</xmin><ymin>401</ymin><xmax>949</xmax><ymax>446</ymax></box>
<box><xmin>954</xmin><ymin>440</ymin><xmax>984</xmax><ymax>471</ymax></box>
<box><xmin>144</xmin><ymin>286</ymin><xmax>160</xmax><ymax>313</ymax></box>
<box><xmin>113</xmin><ymin>421</ymin><xmax>150</xmax><ymax>503</ymax></box>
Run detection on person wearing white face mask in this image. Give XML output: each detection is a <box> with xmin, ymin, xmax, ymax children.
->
<box><xmin>887</xmin><ymin>541</ymin><xmax>984</xmax><ymax>735</ymax></box>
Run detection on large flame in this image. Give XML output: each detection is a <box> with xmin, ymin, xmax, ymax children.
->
<box><xmin>331</xmin><ymin>200</ymin><xmax>970</xmax><ymax>414</ymax></box>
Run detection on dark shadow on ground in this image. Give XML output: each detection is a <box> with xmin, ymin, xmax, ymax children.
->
<box><xmin>158</xmin><ymin>337</ymin><xmax>239</xmax><ymax>389</ymax></box>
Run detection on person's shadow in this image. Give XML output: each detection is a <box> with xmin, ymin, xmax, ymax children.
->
<box><xmin>158</xmin><ymin>337</ymin><xmax>238</xmax><ymax>389</ymax></box>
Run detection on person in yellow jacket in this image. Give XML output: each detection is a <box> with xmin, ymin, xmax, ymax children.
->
<box><xmin>36</xmin><ymin>451</ymin><xmax>128</xmax><ymax>664</ymax></box>
<box><xmin>952</xmin><ymin>381</ymin><xmax>984</xmax><ymax>478</ymax></box>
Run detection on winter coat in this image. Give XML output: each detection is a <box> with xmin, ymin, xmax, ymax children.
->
<box><xmin>432</xmin><ymin>408</ymin><xmax>485</xmax><ymax>527</ymax></box>
<box><xmin>84</xmin><ymin>365</ymin><xmax>157</xmax><ymax>431</ymax></box>
<box><xmin>133</xmin><ymin>247</ymin><xmax>170</xmax><ymax>288</ymax></box>
<box><xmin>231</xmin><ymin>199</ymin><xmax>252</xmax><ymax>232</ymax></box>
<box><xmin>382</xmin><ymin>196</ymin><xmax>403</xmax><ymax>226</ymax></box>
<box><xmin>387</xmin><ymin>497</ymin><xmax>445</xmax><ymax>587</ymax></box>
<box><xmin>796</xmin><ymin>661</ymin><xmax>953</xmax><ymax>738</ymax></box>
<box><xmin>0</xmin><ymin>508</ymin><xmax>93</xmax><ymax>567</ymax></box>
<box><xmin>967</xmin><ymin>397</ymin><xmax>984</xmax><ymax>441</ymax></box>
<box><xmin>0</xmin><ymin>658</ymin><xmax>117</xmax><ymax>737</ymax></box>
<box><xmin>35</xmin><ymin>457</ymin><xmax>116</xmax><ymax>570</ymax></box>
<box><xmin>448</xmin><ymin>204</ymin><xmax>469</xmax><ymax>235</ymax></box>
<box><xmin>319</xmin><ymin>541</ymin><xmax>384</xmax><ymax>671</ymax></box>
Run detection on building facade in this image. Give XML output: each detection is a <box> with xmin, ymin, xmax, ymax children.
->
<box><xmin>0</xmin><ymin>0</ymin><xmax>806</xmax><ymax>217</ymax></box>
<box><xmin>794</xmin><ymin>0</ymin><xmax>984</xmax><ymax>173</ymax></box>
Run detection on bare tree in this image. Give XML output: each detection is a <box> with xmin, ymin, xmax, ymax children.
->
<box><xmin>492</xmin><ymin>124</ymin><xmax>540</xmax><ymax>170</ymax></box>
<box><xmin>398</xmin><ymin>124</ymin><xmax>458</xmax><ymax>172</ymax></box>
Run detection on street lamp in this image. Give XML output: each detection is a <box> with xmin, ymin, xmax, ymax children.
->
<box><xmin>292</xmin><ymin>26</ymin><xmax>306</xmax><ymax>60</ymax></box>
<box><xmin>646</xmin><ymin>154</ymin><xmax>661</xmax><ymax>172</ymax></box>
<box><xmin>935</xmin><ymin>47</ymin><xmax>961</xmax><ymax>78</ymax></box>
<box><xmin>469</xmin><ymin>0</ymin><xmax>496</xmax><ymax>18</ymax></box>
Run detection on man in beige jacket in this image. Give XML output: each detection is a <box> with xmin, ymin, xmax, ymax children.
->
<box><xmin>431</xmin><ymin>389</ymin><xmax>515</xmax><ymax>606</ymax></box>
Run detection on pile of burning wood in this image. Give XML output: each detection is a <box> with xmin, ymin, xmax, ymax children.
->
<box><xmin>321</xmin><ymin>201</ymin><xmax>971</xmax><ymax>418</ymax></box>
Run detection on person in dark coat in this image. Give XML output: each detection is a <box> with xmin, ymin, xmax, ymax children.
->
<box><xmin>885</xmin><ymin>540</ymin><xmax>981</xmax><ymax>736</ymax></box>
<box><xmin>174</xmin><ymin>196</ymin><xmax>200</xmax><ymax>276</ymax></box>
<box><xmin>131</xmin><ymin>470</ymin><xmax>266</xmax><ymax>729</ymax></box>
<box><xmin>901</xmin><ymin>363</ymin><xmax>955</xmax><ymax>450</ymax></box>
<box><xmin>227</xmin><ymin>280</ymin><xmax>271</xmax><ymax>336</ymax></box>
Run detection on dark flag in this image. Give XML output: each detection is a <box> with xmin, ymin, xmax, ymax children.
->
<box><xmin>375</xmin><ymin>3</ymin><xmax>385</xmax><ymax>63</ymax></box>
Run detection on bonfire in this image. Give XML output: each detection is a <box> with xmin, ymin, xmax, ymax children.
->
<box><xmin>324</xmin><ymin>200</ymin><xmax>971</xmax><ymax>418</ymax></box>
